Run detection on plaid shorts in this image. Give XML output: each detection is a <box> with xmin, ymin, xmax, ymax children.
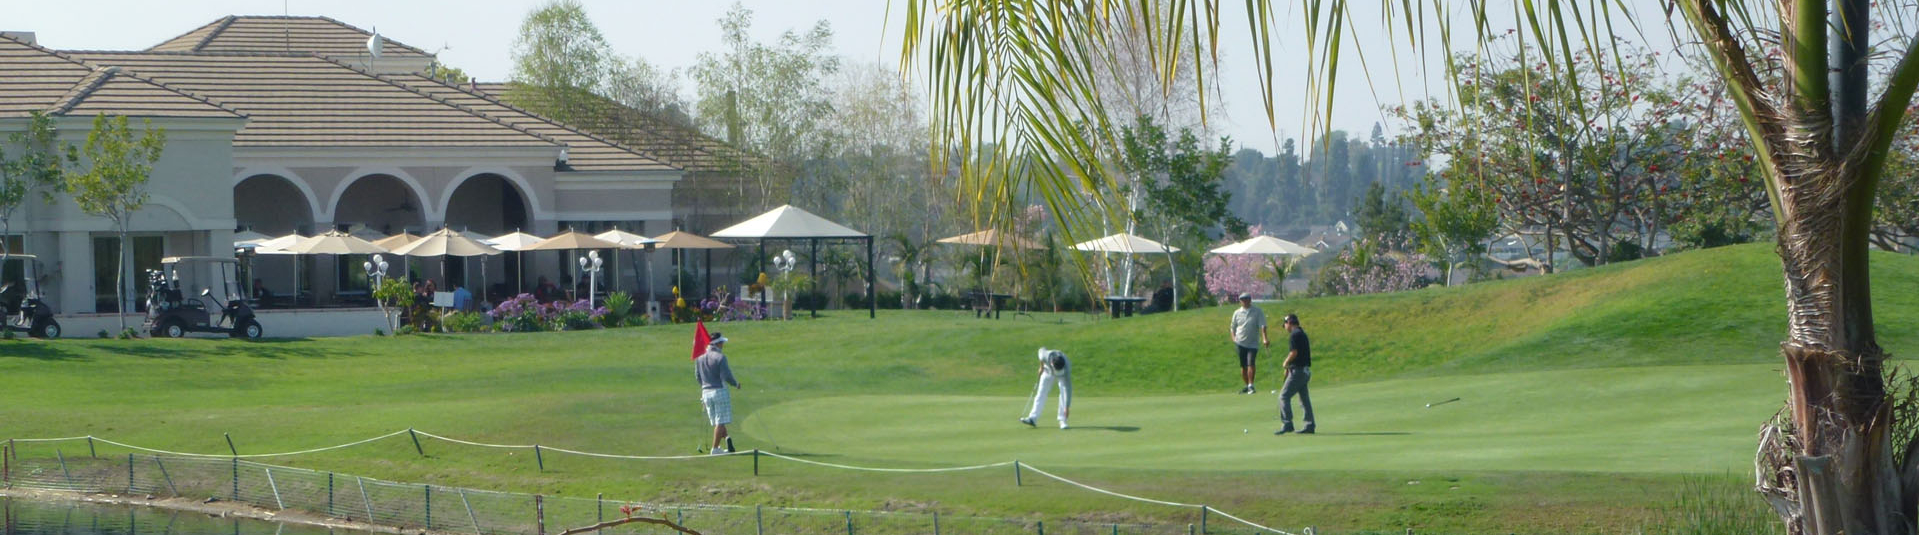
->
<box><xmin>701</xmin><ymin>388</ymin><xmax>732</xmax><ymax>426</ymax></box>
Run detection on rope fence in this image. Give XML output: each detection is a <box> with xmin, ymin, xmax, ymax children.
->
<box><xmin>2</xmin><ymin>430</ymin><xmax>1310</xmax><ymax>535</ymax></box>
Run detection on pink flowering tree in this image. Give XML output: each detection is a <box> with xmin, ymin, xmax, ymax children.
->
<box><xmin>1202</xmin><ymin>225</ymin><xmax>1291</xmax><ymax>302</ymax></box>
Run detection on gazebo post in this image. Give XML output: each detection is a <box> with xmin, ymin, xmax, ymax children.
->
<box><xmin>809</xmin><ymin>239</ymin><xmax>819</xmax><ymax>318</ymax></box>
<box><xmin>866</xmin><ymin>236</ymin><xmax>875</xmax><ymax>319</ymax></box>
<box><xmin>758</xmin><ymin>242</ymin><xmax>767</xmax><ymax>314</ymax></box>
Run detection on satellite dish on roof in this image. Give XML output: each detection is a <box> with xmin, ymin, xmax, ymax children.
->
<box><xmin>367</xmin><ymin>28</ymin><xmax>384</xmax><ymax>59</ymax></box>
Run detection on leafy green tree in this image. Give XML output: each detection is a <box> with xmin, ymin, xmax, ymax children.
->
<box><xmin>1353</xmin><ymin>181</ymin><xmax>1411</xmax><ymax>251</ymax></box>
<box><xmin>690</xmin><ymin>2</ymin><xmax>839</xmax><ymax>209</ymax></box>
<box><xmin>508</xmin><ymin>0</ymin><xmax>612</xmax><ymax>124</ymax></box>
<box><xmin>1120</xmin><ymin>116</ymin><xmax>1247</xmax><ymax>308</ymax></box>
<box><xmin>1408</xmin><ymin>175</ymin><xmax>1500</xmax><ymax>286</ymax></box>
<box><xmin>1</xmin><ymin>111</ymin><xmax>68</xmax><ymax>262</ymax></box>
<box><xmin>65</xmin><ymin>114</ymin><xmax>165</xmax><ymax>332</ymax></box>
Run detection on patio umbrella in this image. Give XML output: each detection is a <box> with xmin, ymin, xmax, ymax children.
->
<box><xmin>232</xmin><ymin>229</ymin><xmax>273</xmax><ymax>249</ymax></box>
<box><xmin>370</xmin><ymin>231</ymin><xmax>422</xmax><ymax>251</ymax></box>
<box><xmin>253</xmin><ymin>233</ymin><xmax>307</xmax><ymax>303</ymax></box>
<box><xmin>936</xmin><ymin>229</ymin><xmax>1043</xmax><ymax>249</ymax></box>
<box><xmin>391</xmin><ymin>228</ymin><xmax>501</xmax><ymax>297</ymax></box>
<box><xmin>485</xmin><ymin>231</ymin><xmax>545</xmax><ymax>295</ymax></box>
<box><xmin>523</xmin><ymin>230</ymin><xmax>623</xmax><ymax>302</ymax></box>
<box><xmin>1074</xmin><ymin>233</ymin><xmax>1180</xmax><ymax>309</ymax></box>
<box><xmin>651</xmin><ymin>231</ymin><xmax>733</xmax><ymax>296</ymax></box>
<box><xmin>346</xmin><ymin>225</ymin><xmax>388</xmax><ymax>243</ymax></box>
<box><xmin>1208</xmin><ymin>236</ymin><xmax>1316</xmax><ymax>299</ymax></box>
<box><xmin>595</xmin><ymin>228</ymin><xmax>659</xmax><ymax>301</ymax></box>
<box><xmin>282</xmin><ymin>231</ymin><xmax>387</xmax><ymax>306</ymax></box>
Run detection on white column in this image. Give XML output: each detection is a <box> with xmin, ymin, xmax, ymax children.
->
<box><xmin>57</xmin><ymin>231</ymin><xmax>93</xmax><ymax>313</ymax></box>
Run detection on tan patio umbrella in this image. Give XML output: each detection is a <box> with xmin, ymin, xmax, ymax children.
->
<box><xmin>252</xmin><ymin>233</ymin><xmax>308</xmax><ymax>302</ymax></box>
<box><xmin>595</xmin><ymin>228</ymin><xmax>659</xmax><ymax>298</ymax></box>
<box><xmin>346</xmin><ymin>225</ymin><xmax>388</xmax><ymax>243</ymax></box>
<box><xmin>523</xmin><ymin>230</ymin><xmax>623</xmax><ymax>301</ymax></box>
<box><xmin>282</xmin><ymin>230</ymin><xmax>388</xmax><ymax>306</ymax></box>
<box><xmin>391</xmin><ymin>228</ymin><xmax>501</xmax><ymax>295</ymax></box>
<box><xmin>485</xmin><ymin>231</ymin><xmax>546</xmax><ymax>295</ymax></box>
<box><xmin>650</xmin><ymin>230</ymin><xmax>735</xmax><ymax>297</ymax></box>
<box><xmin>936</xmin><ymin>229</ymin><xmax>1043</xmax><ymax>249</ymax></box>
<box><xmin>370</xmin><ymin>231</ymin><xmax>422</xmax><ymax>251</ymax></box>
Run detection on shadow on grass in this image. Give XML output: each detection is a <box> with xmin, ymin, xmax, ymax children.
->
<box><xmin>52</xmin><ymin>337</ymin><xmax>351</xmax><ymax>361</ymax></box>
<box><xmin>1064</xmin><ymin>426</ymin><xmax>1140</xmax><ymax>432</ymax></box>
<box><xmin>0</xmin><ymin>341</ymin><xmax>86</xmax><ymax>361</ymax></box>
<box><xmin>1302</xmin><ymin>431</ymin><xmax>1412</xmax><ymax>436</ymax></box>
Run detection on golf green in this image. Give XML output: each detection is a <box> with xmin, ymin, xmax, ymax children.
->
<box><xmin>748</xmin><ymin>364</ymin><xmax>1783</xmax><ymax>473</ymax></box>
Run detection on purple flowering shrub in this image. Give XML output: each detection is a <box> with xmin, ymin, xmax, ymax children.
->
<box><xmin>487</xmin><ymin>294</ymin><xmax>606</xmax><ymax>332</ymax></box>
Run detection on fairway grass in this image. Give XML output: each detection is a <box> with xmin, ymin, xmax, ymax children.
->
<box><xmin>3</xmin><ymin>243</ymin><xmax>1916</xmax><ymax>533</ymax></box>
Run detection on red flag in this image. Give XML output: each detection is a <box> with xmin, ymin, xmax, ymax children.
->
<box><xmin>691</xmin><ymin>320</ymin><xmax>711</xmax><ymax>360</ymax></box>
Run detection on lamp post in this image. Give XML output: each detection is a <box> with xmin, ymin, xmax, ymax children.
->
<box><xmin>363</xmin><ymin>254</ymin><xmax>392</xmax><ymax>332</ymax></box>
<box><xmin>772</xmin><ymin>250</ymin><xmax>797</xmax><ymax>320</ymax></box>
<box><xmin>578</xmin><ymin>251</ymin><xmax>604</xmax><ymax>308</ymax></box>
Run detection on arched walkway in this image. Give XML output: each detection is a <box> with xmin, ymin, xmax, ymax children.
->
<box><xmin>443</xmin><ymin>173</ymin><xmax>531</xmax><ymax>301</ymax></box>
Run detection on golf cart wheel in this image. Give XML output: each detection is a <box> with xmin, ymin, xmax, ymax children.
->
<box><xmin>30</xmin><ymin>318</ymin><xmax>59</xmax><ymax>339</ymax></box>
<box><xmin>235</xmin><ymin>319</ymin><xmax>263</xmax><ymax>340</ymax></box>
<box><xmin>161</xmin><ymin>320</ymin><xmax>186</xmax><ymax>339</ymax></box>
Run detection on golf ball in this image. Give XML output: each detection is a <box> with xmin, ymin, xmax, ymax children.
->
<box><xmin>1242</xmin><ymin>429</ymin><xmax>1248</xmax><ymax>433</ymax></box>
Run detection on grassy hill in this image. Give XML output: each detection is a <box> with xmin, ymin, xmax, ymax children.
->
<box><xmin>4</xmin><ymin>243</ymin><xmax>1917</xmax><ymax>533</ymax></box>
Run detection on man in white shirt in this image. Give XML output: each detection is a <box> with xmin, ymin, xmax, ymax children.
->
<box><xmin>1019</xmin><ymin>348</ymin><xmax>1072</xmax><ymax>429</ymax></box>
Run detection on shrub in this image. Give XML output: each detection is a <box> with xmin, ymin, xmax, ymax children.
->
<box><xmin>602</xmin><ymin>291</ymin><xmax>634</xmax><ymax>328</ymax></box>
<box><xmin>97</xmin><ymin>329</ymin><xmax>110</xmax><ymax>339</ymax></box>
<box><xmin>488</xmin><ymin>294</ymin><xmax>546</xmax><ymax>333</ymax></box>
<box><xmin>444</xmin><ymin>311</ymin><xmax>487</xmax><ymax>333</ymax></box>
<box><xmin>118</xmin><ymin>327</ymin><xmax>140</xmax><ymax>339</ymax></box>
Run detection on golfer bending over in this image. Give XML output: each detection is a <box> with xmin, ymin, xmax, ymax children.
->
<box><xmin>1020</xmin><ymin>348</ymin><xmax>1072</xmax><ymax>429</ymax></box>
<box><xmin>695</xmin><ymin>332</ymin><xmax>741</xmax><ymax>453</ymax></box>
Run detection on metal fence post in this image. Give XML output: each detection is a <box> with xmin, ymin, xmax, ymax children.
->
<box><xmin>753</xmin><ymin>449</ymin><xmax>760</xmax><ymax>476</ymax></box>
<box><xmin>756</xmin><ymin>504</ymin><xmax>764</xmax><ymax>535</ymax></box>
<box><xmin>932</xmin><ymin>511</ymin><xmax>939</xmax><ymax>535</ymax></box>
<box><xmin>1014</xmin><ymin>460</ymin><xmax>1022</xmax><ymax>486</ymax></box>
<box><xmin>408</xmin><ymin>428</ymin><xmax>425</xmax><ymax>457</ymax></box>
<box><xmin>425</xmin><ymin>484</ymin><xmax>433</xmax><ymax>530</ymax></box>
<box><xmin>55</xmin><ymin>449</ymin><xmax>71</xmax><ymax>484</ymax></box>
<box><xmin>223</xmin><ymin>433</ymin><xmax>238</xmax><ymax>457</ymax></box>
<box><xmin>4</xmin><ymin>440</ymin><xmax>11</xmax><ymax>488</ymax></box>
<box><xmin>327</xmin><ymin>473</ymin><xmax>335</xmax><ymax>518</ymax></box>
<box><xmin>230</xmin><ymin>458</ymin><xmax>238</xmax><ymax>501</ymax></box>
<box><xmin>1200</xmin><ymin>506</ymin><xmax>1208</xmax><ymax>534</ymax></box>
<box><xmin>459</xmin><ymin>488</ymin><xmax>480</xmax><ymax>535</ymax></box>
<box><xmin>535</xmin><ymin>494</ymin><xmax>546</xmax><ymax>535</ymax></box>
<box><xmin>357</xmin><ymin>477</ymin><xmax>373</xmax><ymax>523</ymax></box>
<box><xmin>153</xmin><ymin>457</ymin><xmax>176</xmax><ymax>496</ymax></box>
<box><xmin>534</xmin><ymin>445</ymin><xmax>544</xmax><ymax>472</ymax></box>
<box><xmin>844</xmin><ymin>510</ymin><xmax>853</xmax><ymax>535</ymax></box>
<box><xmin>265</xmin><ymin>468</ymin><xmax>285</xmax><ymax>509</ymax></box>
<box><xmin>87</xmin><ymin>437</ymin><xmax>96</xmax><ymax>458</ymax></box>
<box><xmin>126</xmin><ymin>454</ymin><xmax>134</xmax><ymax>494</ymax></box>
<box><xmin>596</xmin><ymin>493</ymin><xmax>603</xmax><ymax>523</ymax></box>
<box><xmin>1037</xmin><ymin>520</ymin><xmax>1045</xmax><ymax>534</ymax></box>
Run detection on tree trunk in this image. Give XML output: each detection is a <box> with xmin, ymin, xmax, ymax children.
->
<box><xmin>117</xmin><ymin>226</ymin><xmax>129</xmax><ymax>334</ymax></box>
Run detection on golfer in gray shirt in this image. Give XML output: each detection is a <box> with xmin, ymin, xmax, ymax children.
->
<box><xmin>695</xmin><ymin>333</ymin><xmax>741</xmax><ymax>454</ymax></box>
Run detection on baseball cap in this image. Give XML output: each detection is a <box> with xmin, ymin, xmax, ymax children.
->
<box><xmin>1283</xmin><ymin>314</ymin><xmax>1299</xmax><ymax>325</ymax></box>
<box><xmin>709</xmin><ymin>331</ymin><xmax>728</xmax><ymax>345</ymax></box>
<box><xmin>1237</xmin><ymin>292</ymin><xmax>1252</xmax><ymax>300</ymax></box>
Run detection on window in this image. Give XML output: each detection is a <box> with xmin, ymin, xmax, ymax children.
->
<box><xmin>93</xmin><ymin>235</ymin><xmax>164</xmax><ymax>313</ymax></box>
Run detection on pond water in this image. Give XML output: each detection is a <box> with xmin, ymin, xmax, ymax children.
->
<box><xmin>1</xmin><ymin>497</ymin><xmax>373</xmax><ymax>535</ymax></box>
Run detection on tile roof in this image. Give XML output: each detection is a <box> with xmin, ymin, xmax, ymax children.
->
<box><xmin>474</xmin><ymin>82</ymin><xmax>763</xmax><ymax>173</ymax></box>
<box><xmin>148</xmin><ymin>16</ymin><xmax>430</xmax><ymax>57</ymax></box>
<box><xmin>0</xmin><ymin>34</ymin><xmax>241</xmax><ymax>119</ymax></box>
<box><xmin>67</xmin><ymin>51</ymin><xmax>559</xmax><ymax>148</ymax></box>
<box><xmin>389</xmin><ymin>74</ymin><xmax>676</xmax><ymax>172</ymax></box>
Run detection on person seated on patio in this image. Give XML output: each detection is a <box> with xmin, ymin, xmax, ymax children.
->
<box><xmin>535</xmin><ymin>276</ymin><xmax>558</xmax><ymax>302</ymax></box>
<box><xmin>1143</xmin><ymin>281</ymin><xmax>1174</xmax><ymax>314</ymax></box>
<box><xmin>452</xmin><ymin>284</ymin><xmax>473</xmax><ymax>312</ymax></box>
<box><xmin>252</xmin><ymin>278</ymin><xmax>273</xmax><ymax>305</ymax></box>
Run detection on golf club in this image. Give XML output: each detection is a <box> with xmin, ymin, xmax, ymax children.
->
<box><xmin>1425</xmin><ymin>397</ymin><xmax>1461</xmax><ymax>408</ymax></box>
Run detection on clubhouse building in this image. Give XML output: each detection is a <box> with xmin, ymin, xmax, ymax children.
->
<box><xmin>0</xmin><ymin>17</ymin><xmax>752</xmax><ymax>323</ymax></box>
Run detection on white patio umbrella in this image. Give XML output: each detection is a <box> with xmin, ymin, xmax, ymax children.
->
<box><xmin>253</xmin><ymin>233</ymin><xmax>307</xmax><ymax>304</ymax></box>
<box><xmin>232</xmin><ymin>229</ymin><xmax>273</xmax><ymax>249</ymax></box>
<box><xmin>1074</xmin><ymin>232</ymin><xmax>1181</xmax><ymax>310</ymax></box>
<box><xmin>1208</xmin><ymin>235</ymin><xmax>1316</xmax><ymax>299</ymax></box>
<box><xmin>485</xmin><ymin>231</ymin><xmax>545</xmax><ymax>295</ymax></box>
<box><xmin>595</xmin><ymin>228</ymin><xmax>659</xmax><ymax>298</ymax></box>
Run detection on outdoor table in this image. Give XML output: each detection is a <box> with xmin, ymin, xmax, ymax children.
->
<box><xmin>1104</xmin><ymin>296</ymin><xmax>1147</xmax><ymax>318</ymax></box>
<box><xmin>969</xmin><ymin>292</ymin><xmax>1012</xmax><ymax>319</ymax></box>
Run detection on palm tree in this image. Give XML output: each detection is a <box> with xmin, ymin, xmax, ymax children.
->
<box><xmin>902</xmin><ymin>1</ymin><xmax>1919</xmax><ymax>532</ymax></box>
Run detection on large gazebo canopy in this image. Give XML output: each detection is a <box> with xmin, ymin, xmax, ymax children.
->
<box><xmin>711</xmin><ymin>205</ymin><xmax>875</xmax><ymax>319</ymax></box>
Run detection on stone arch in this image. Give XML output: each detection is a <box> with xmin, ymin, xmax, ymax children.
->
<box><xmin>441</xmin><ymin>166</ymin><xmax>546</xmax><ymax>221</ymax></box>
<box><xmin>328</xmin><ymin>167</ymin><xmax>436</xmax><ymax>223</ymax></box>
<box><xmin>331</xmin><ymin>171</ymin><xmax>429</xmax><ymax>235</ymax></box>
<box><xmin>234</xmin><ymin>174</ymin><xmax>316</xmax><ymax>235</ymax></box>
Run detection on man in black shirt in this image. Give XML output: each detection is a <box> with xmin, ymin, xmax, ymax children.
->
<box><xmin>1276</xmin><ymin>313</ymin><xmax>1315</xmax><ymax>434</ymax></box>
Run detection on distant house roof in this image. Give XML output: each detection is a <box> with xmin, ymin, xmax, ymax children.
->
<box><xmin>67</xmin><ymin>51</ymin><xmax>557</xmax><ymax>148</ymax></box>
<box><xmin>473</xmin><ymin>82</ymin><xmax>762</xmax><ymax>173</ymax></box>
<box><xmin>0</xmin><ymin>34</ymin><xmax>242</xmax><ymax>119</ymax></box>
<box><xmin>147</xmin><ymin>15</ymin><xmax>430</xmax><ymax>57</ymax></box>
<box><xmin>389</xmin><ymin>74</ymin><xmax>677</xmax><ymax>172</ymax></box>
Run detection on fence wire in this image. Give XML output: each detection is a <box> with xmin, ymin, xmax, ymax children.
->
<box><xmin>2</xmin><ymin>436</ymin><xmax>1301</xmax><ymax>535</ymax></box>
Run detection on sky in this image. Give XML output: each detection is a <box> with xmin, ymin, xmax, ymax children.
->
<box><xmin>9</xmin><ymin>0</ymin><xmax>1679</xmax><ymax>155</ymax></box>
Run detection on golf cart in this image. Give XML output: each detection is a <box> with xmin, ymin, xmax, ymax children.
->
<box><xmin>143</xmin><ymin>256</ymin><xmax>262</xmax><ymax>339</ymax></box>
<box><xmin>0</xmin><ymin>254</ymin><xmax>60</xmax><ymax>338</ymax></box>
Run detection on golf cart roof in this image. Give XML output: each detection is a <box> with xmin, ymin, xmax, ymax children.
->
<box><xmin>161</xmin><ymin>256</ymin><xmax>240</xmax><ymax>264</ymax></box>
<box><xmin>1</xmin><ymin>254</ymin><xmax>34</xmax><ymax>260</ymax></box>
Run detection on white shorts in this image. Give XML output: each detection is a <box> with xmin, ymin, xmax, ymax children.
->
<box><xmin>701</xmin><ymin>388</ymin><xmax>732</xmax><ymax>426</ymax></box>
